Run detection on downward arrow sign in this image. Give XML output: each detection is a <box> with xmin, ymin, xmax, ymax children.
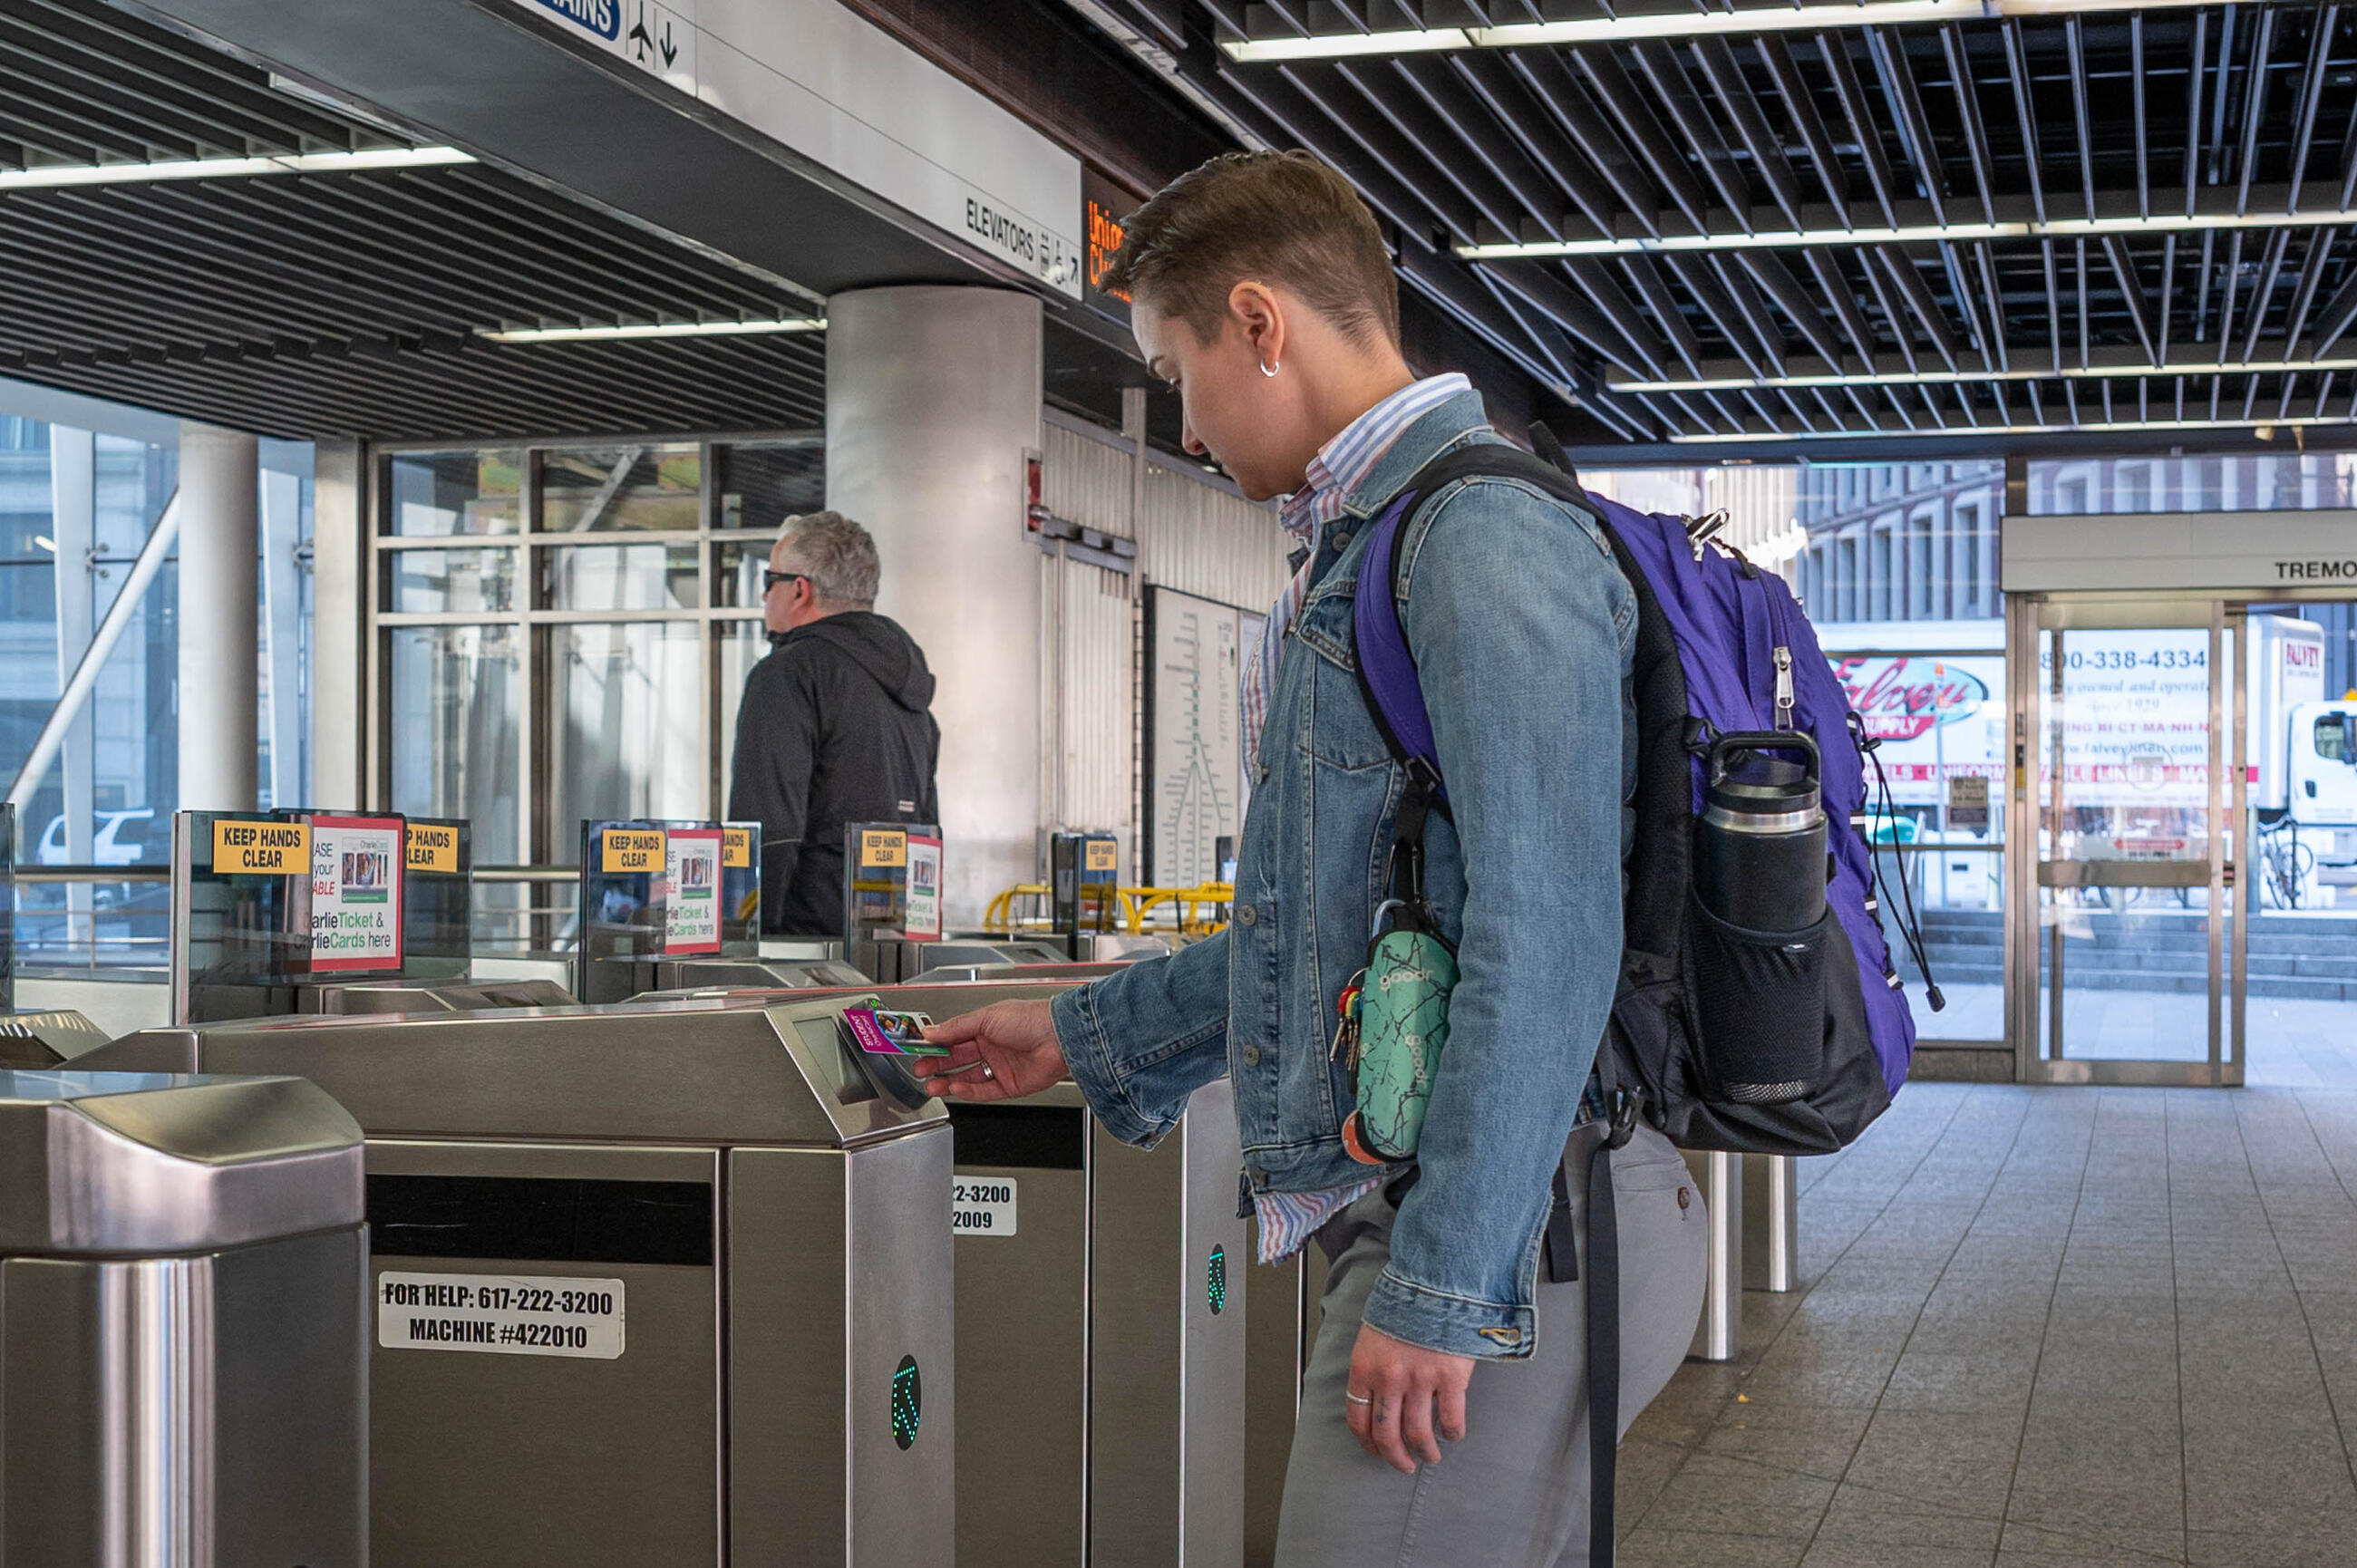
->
<box><xmin>660</xmin><ymin>21</ymin><xmax>676</xmax><ymax>68</ymax></box>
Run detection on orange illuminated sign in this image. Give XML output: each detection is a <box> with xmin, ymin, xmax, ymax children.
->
<box><xmin>1086</xmin><ymin>196</ymin><xmax>1130</xmax><ymax>304</ymax></box>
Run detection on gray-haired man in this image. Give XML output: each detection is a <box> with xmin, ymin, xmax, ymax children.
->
<box><xmin>728</xmin><ymin>510</ymin><xmax>941</xmax><ymax>935</ymax></box>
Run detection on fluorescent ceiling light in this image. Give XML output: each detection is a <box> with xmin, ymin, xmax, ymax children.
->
<box><xmin>1226</xmin><ymin>0</ymin><xmax>2215</xmax><ymax>61</ymax></box>
<box><xmin>1460</xmin><ymin>207</ymin><xmax>2357</xmax><ymax>261</ymax></box>
<box><xmin>1614</xmin><ymin>357</ymin><xmax>2357</xmax><ymax>395</ymax></box>
<box><xmin>0</xmin><ymin>147</ymin><xmax>473</xmax><ymax>192</ymax></box>
<box><xmin>1668</xmin><ymin>413</ymin><xmax>2357</xmax><ymax>444</ymax></box>
<box><xmin>1227</xmin><ymin>27</ymin><xmax>1471</xmax><ymax>60</ymax></box>
<box><xmin>478</xmin><ymin>318</ymin><xmax>827</xmax><ymax>344</ymax></box>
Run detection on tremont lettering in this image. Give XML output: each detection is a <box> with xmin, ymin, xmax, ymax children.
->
<box><xmin>2276</xmin><ymin>559</ymin><xmax>2357</xmax><ymax>579</ymax></box>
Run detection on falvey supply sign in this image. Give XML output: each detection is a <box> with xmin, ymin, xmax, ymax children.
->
<box><xmin>1828</xmin><ymin>654</ymin><xmax>2003</xmax><ymax>808</ymax></box>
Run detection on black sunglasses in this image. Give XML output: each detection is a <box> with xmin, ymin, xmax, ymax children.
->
<box><xmin>762</xmin><ymin>570</ymin><xmax>809</xmax><ymax>593</ymax></box>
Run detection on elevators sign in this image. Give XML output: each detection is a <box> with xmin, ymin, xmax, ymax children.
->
<box><xmin>665</xmin><ymin>828</ymin><xmax>723</xmax><ymax>955</ymax></box>
<box><xmin>308</xmin><ymin>814</ymin><xmax>405</xmax><ymax>972</ymax></box>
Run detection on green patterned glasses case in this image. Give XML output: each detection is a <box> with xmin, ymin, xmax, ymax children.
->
<box><xmin>1342</xmin><ymin>927</ymin><xmax>1457</xmax><ymax>1164</ymax></box>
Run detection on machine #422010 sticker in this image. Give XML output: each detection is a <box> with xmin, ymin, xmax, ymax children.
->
<box><xmin>377</xmin><ymin>1272</ymin><xmax>625</xmax><ymax>1360</ymax></box>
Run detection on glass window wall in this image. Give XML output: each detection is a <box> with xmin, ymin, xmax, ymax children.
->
<box><xmin>549</xmin><ymin>621</ymin><xmax>704</xmax><ymax>829</ymax></box>
<box><xmin>718</xmin><ymin>619</ymin><xmax>771</xmax><ymax>797</ymax></box>
<box><xmin>387</xmin><ymin>450</ymin><xmax>521</xmax><ymax>535</ymax></box>
<box><xmin>373</xmin><ymin>433</ymin><xmax>820</xmax><ymax>881</ymax></box>
<box><xmin>386</xmin><ymin>624</ymin><xmax>524</xmax><ymax>865</ymax></box>
<box><xmin>3</xmin><ymin>406</ymin><xmax>306</xmax><ymax>968</ymax></box>
<box><xmin>2022</xmin><ymin>452</ymin><xmax>2357</xmax><ymax>516</ymax></box>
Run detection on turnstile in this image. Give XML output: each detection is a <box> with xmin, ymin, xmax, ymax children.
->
<box><xmin>188</xmin><ymin>973</ymin><xmax>576</xmax><ymax>1022</ymax></box>
<box><xmin>853</xmin><ymin>936</ymin><xmax>1072</xmax><ymax>982</ymax></box>
<box><xmin>1242</xmin><ymin>1239</ymin><xmax>1328</xmax><ymax>1568</ymax></box>
<box><xmin>638</xmin><ymin>955</ymin><xmax>872</xmax><ymax>992</ymax></box>
<box><xmin>85</xmin><ymin>993</ymin><xmax>954</xmax><ymax>1568</ymax></box>
<box><xmin>0</xmin><ymin>1005</ymin><xmax>111</xmax><ymax>1064</ymax></box>
<box><xmin>650</xmin><ymin>977</ymin><xmax>1254</xmax><ymax>1566</ymax></box>
<box><xmin>0</xmin><ymin>1070</ymin><xmax>367</xmax><ymax>1567</ymax></box>
<box><xmin>916</xmin><ymin>959</ymin><xmax>1136</xmax><ymax>985</ymax></box>
<box><xmin>951</xmin><ymin>1079</ymin><xmax>1247</xmax><ymax>1568</ymax></box>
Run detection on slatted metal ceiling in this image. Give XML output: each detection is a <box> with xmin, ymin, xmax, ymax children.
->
<box><xmin>1078</xmin><ymin>1</ymin><xmax>2357</xmax><ymax>451</ymax></box>
<box><xmin>0</xmin><ymin>0</ymin><xmax>826</xmax><ymax>439</ymax></box>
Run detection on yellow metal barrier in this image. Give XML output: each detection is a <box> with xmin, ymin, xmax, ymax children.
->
<box><xmin>981</xmin><ymin>884</ymin><xmax>1052</xmax><ymax>934</ymax></box>
<box><xmin>1119</xmin><ymin>884</ymin><xmax>1236</xmax><ymax>936</ymax></box>
<box><xmin>981</xmin><ymin>882</ymin><xmax>1236</xmax><ymax>937</ymax></box>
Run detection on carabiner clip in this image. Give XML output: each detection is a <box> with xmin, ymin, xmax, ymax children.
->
<box><xmin>1369</xmin><ymin>897</ymin><xmax>1406</xmax><ymax>941</ymax></box>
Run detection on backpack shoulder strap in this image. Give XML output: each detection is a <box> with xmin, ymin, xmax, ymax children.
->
<box><xmin>1352</xmin><ymin>440</ymin><xmax>1593</xmax><ymax>798</ymax></box>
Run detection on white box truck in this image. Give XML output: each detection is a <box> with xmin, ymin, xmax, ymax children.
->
<box><xmin>2244</xmin><ymin>615</ymin><xmax>2357</xmax><ymax>907</ymax></box>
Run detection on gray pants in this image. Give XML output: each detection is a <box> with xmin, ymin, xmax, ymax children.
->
<box><xmin>1273</xmin><ymin>1123</ymin><xmax>1707</xmax><ymax>1568</ymax></box>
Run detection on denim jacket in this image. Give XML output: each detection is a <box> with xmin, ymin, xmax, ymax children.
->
<box><xmin>1051</xmin><ymin>391</ymin><xmax>1638</xmax><ymax>1359</ymax></box>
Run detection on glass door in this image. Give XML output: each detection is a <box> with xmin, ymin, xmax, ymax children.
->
<box><xmin>2006</xmin><ymin>598</ymin><xmax>2246</xmax><ymax>1085</ymax></box>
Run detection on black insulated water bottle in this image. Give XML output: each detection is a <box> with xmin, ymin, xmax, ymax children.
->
<box><xmin>1693</xmin><ymin>731</ymin><xmax>1830</xmax><ymax>1104</ymax></box>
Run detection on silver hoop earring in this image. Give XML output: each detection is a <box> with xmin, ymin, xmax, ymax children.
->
<box><xmin>1259</xmin><ymin>357</ymin><xmax>1280</xmax><ymax>377</ymax></box>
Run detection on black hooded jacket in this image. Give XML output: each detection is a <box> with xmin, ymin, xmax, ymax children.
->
<box><xmin>727</xmin><ymin>612</ymin><xmax>941</xmax><ymax>935</ymax></box>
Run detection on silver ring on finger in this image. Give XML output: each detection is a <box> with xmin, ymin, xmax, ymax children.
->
<box><xmin>1344</xmin><ymin>1391</ymin><xmax>1372</xmax><ymax>1407</ymax></box>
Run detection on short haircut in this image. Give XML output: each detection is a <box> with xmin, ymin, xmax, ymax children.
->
<box><xmin>1102</xmin><ymin>150</ymin><xmax>1399</xmax><ymax>349</ymax></box>
<box><xmin>777</xmin><ymin>511</ymin><xmax>880</xmax><ymax>607</ymax></box>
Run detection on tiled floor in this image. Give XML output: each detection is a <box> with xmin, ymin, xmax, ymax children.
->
<box><xmin>1615</xmin><ymin>1082</ymin><xmax>2357</xmax><ymax>1567</ymax></box>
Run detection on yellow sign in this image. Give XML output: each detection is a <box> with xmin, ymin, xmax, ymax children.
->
<box><xmin>406</xmin><ymin>822</ymin><xmax>461</xmax><ymax>874</ymax></box>
<box><xmin>212</xmin><ymin>818</ymin><xmax>309</xmax><ymax>875</ymax></box>
<box><xmin>601</xmin><ymin>828</ymin><xmax>666</xmax><ymax>874</ymax></box>
<box><xmin>859</xmin><ymin>829</ymin><xmax>907</xmax><ymax>868</ymax></box>
<box><xmin>1084</xmin><ymin>839</ymin><xmax>1118</xmax><ymax>872</ymax></box>
<box><xmin>723</xmin><ymin>827</ymin><xmax>753</xmax><ymax>868</ymax></box>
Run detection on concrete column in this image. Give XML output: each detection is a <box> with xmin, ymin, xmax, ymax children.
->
<box><xmin>177</xmin><ymin>421</ymin><xmax>259</xmax><ymax>812</ymax></box>
<box><xmin>311</xmin><ymin>440</ymin><xmax>364</xmax><ymax>809</ymax></box>
<box><xmin>826</xmin><ymin>286</ymin><xmax>1043</xmax><ymax>924</ymax></box>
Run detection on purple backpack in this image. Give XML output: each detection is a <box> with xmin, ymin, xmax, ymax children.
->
<box><xmin>1353</xmin><ymin>437</ymin><xmax>1923</xmax><ymax>1155</ymax></box>
<box><xmin>1352</xmin><ymin>433</ymin><xmax>1933</xmax><ymax>1567</ymax></box>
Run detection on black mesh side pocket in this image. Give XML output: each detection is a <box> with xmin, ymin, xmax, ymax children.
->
<box><xmin>1685</xmin><ymin>889</ymin><xmax>1829</xmax><ymax>1105</ymax></box>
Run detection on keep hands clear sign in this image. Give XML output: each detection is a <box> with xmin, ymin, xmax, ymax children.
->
<box><xmin>310</xmin><ymin>815</ymin><xmax>404</xmax><ymax>973</ymax></box>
